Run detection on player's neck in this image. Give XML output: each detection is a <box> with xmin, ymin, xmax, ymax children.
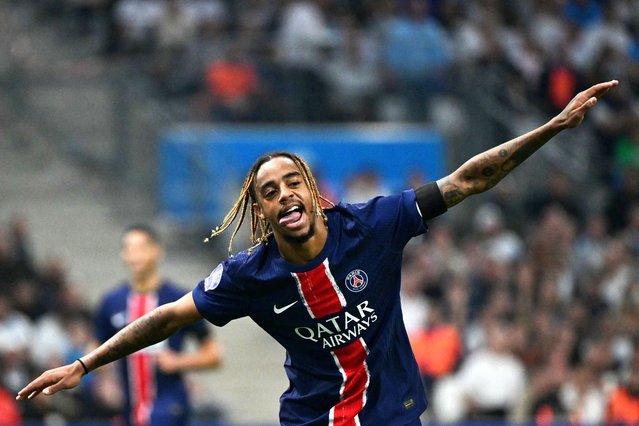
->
<box><xmin>275</xmin><ymin>222</ymin><xmax>328</xmax><ymax>265</ymax></box>
<box><xmin>131</xmin><ymin>270</ymin><xmax>161</xmax><ymax>293</ymax></box>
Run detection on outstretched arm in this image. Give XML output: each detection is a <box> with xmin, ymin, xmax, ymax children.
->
<box><xmin>16</xmin><ymin>292</ymin><xmax>203</xmax><ymax>400</ymax></box>
<box><xmin>436</xmin><ymin>80</ymin><xmax>619</xmax><ymax>208</ymax></box>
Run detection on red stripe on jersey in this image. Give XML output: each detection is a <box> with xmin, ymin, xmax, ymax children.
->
<box><xmin>330</xmin><ymin>338</ymin><xmax>370</xmax><ymax>426</ymax></box>
<box><xmin>293</xmin><ymin>258</ymin><xmax>346</xmax><ymax>319</ymax></box>
<box><xmin>127</xmin><ymin>293</ymin><xmax>157</xmax><ymax>426</ymax></box>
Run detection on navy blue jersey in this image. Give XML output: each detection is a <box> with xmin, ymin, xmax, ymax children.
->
<box><xmin>193</xmin><ymin>190</ymin><xmax>433</xmax><ymax>425</ymax></box>
<box><xmin>95</xmin><ymin>281</ymin><xmax>210</xmax><ymax>426</ymax></box>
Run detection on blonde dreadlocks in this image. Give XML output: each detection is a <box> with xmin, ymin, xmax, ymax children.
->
<box><xmin>205</xmin><ymin>151</ymin><xmax>334</xmax><ymax>256</ymax></box>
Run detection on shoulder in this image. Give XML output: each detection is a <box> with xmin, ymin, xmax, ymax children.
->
<box><xmin>332</xmin><ymin>190</ymin><xmax>420</xmax><ymax>221</ymax></box>
<box><xmin>207</xmin><ymin>244</ymin><xmax>273</xmax><ymax>288</ymax></box>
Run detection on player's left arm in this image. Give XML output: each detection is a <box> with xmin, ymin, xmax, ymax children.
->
<box><xmin>435</xmin><ymin>80</ymin><xmax>618</xmax><ymax>209</ymax></box>
<box><xmin>156</xmin><ymin>335</ymin><xmax>222</xmax><ymax>374</ymax></box>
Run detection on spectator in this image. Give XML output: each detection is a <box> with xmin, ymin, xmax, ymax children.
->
<box><xmin>605</xmin><ymin>168</ymin><xmax>639</xmax><ymax>234</ymax></box>
<box><xmin>274</xmin><ymin>0</ymin><xmax>332</xmax><ymax>121</ymax></box>
<box><xmin>152</xmin><ymin>0</ymin><xmax>199</xmax><ymax>97</ymax></box>
<box><xmin>203</xmin><ymin>43</ymin><xmax>260</xmax><ymax>121</ymax></box>
<box><xmin>380</xmin><ymin>0</ymin><xmax>453</xmax><ymax>121</ymax></box>
<box><xmin>607</xmin><ymin>357</ymin><xmax>639</xmax><ymax>424</ymax></box>
<box><xmin>573</xmin><ymin>212</ymin><xmax>611</xmax><ymax>277</ymax></box>
<box><xmin>523</xmin><ymin>168</ymin><xmax>585</xmax><ymax>228</ymax></box>
<box><xmin>472</xmin><ymin>202</ymin><xmax>524</xmax><ymax>265</ymax></box>
<box><xmin>323</xmin><ymin>15</ymin><xmax>380</xmax><ymax>121</ymax></box>
<box><xmin>409</xmin><ymin>300</ymin><xmax>462</xmax><ymax>397</ymax></box>
<box><xmin>559</xmin><ymin>349</ymin><xmax>609</xmax><ymax>424</ymax></box>
<box><xmin>434</xmin><ymin>320</ymin><xmax>527</xmax><ymax>422</ymax></box>
<box><xmin>598</xmin><ymin>237</ymin><xmax>634</xmax><ymax>312</ymax></box>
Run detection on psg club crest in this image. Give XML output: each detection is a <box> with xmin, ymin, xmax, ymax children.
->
<box><xmin>345</xmin><ymin>269</ymin><xmax>368</xmax><ymax>292</ymax></box>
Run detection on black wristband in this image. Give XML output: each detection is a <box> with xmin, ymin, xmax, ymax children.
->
<box><xmin>415</xmin><ymin>182</ymin><xmax>447</xmax><ymax>222</ymax></box>
<box><xmin>76</xmin><ymin>358</ymin><xmax>89</xmax><ymax>376</ymax></box>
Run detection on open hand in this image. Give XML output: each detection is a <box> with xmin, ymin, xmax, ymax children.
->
<box><xmin>16</xmin><ymin>361</ymin><xmax>84</xmax><ymax>400</ymax></box>
<box><xmin>555</xmin><ymin>80</ymin><xmax>619</xmax><ymax>129</ymax></box>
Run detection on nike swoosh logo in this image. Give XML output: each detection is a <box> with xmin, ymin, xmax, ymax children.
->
<box><xmin>273</xmin><ymin>301</ymin><xmax>298</xmax><ymax>314</ymax></box>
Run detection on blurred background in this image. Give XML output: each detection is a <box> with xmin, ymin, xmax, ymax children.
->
<box><xmin>2</xmin><ymin>0</ymin><xmax>639</xmax><ymax>424</ymax></box>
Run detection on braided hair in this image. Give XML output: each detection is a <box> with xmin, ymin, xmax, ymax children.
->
<box><xmin>205</xmin><ymin>151</ymin><xmax>333</xmax><ymax>256</ymax></box>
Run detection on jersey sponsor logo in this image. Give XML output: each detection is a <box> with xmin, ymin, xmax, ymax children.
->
<box><xmin>204</xmin><ymin>263</ymin><xmax>223</xmax><ymax>291</ymax></box>
<box><xmin>294</xmin><ymin>301</ymin><xmax>378</xmax><ymax>349</ymax></box>
<box><xmin>273</xmin><ymin>300</ymin><xmax>298</xmax><ymax>314</ymax></box>
<box><xmin>345</xmin><ymin>269</ymin><xmax>368</xmax><ymax>293</ymax></box>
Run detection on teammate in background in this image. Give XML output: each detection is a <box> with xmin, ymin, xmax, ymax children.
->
<box><xmin>93</xmin><ymin>224</ymin><xmax>222</xmax><ymax>426</ymax></box>
<box><xmin>18</xmin><ymin>80</ymin><xmax>618</xmax><ymax>425</ymax></box>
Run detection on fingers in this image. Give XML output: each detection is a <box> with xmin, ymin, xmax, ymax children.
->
<box><xmin>17</xmin><ymin>378</ymin><xmax>55</xmax><ymax>400</ymax></box>
<box><xmin>585</xmin><ymin>79</ymin><xmax>619</xmax><ymax>99</ymax></box>
<box><xmin>17</xmin><ymin>378</ymin><xmax>66</xmax><ymax>400</ymax></box>
<box><xmin>16</xmin><ymin>364</ymin><xmax>79</xmax><ymax>400</ymax></box>
<box><xmin>16</xmin><ymin>379</ymin><xmax>49</xmax><ymax>400</ymax></box>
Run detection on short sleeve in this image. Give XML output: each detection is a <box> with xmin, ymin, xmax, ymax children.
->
<box><xmin>192</xmin><ymin>261</ymin><xmax>250</xmax><ymax>327</ymax></box>
<box><xmin>348</xmin><ymin>189</ymin><xmax>427</xmax><ymax>251</ymax></box>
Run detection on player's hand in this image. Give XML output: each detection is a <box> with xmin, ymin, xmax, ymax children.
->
<box><xmin>554</xmin><ymin>79</ymin><xmax>619</xmax><ymax>129</ymax></box>
<box><xmin>16</xmin><ymin>361</ymin><xmax>84</xmax><ymax>400</ymax></box>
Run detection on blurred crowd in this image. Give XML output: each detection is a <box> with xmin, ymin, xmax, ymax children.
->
<box><xmin>38</xmin><ymin>0</ymin><xmax>639</xmax><ymax>183</ymax></box>
<box><xmin>400</xmin><ymin>194</ymin><xmax>639</xmax><ymax>424</ymax></box>
<box><xmin>4</xmin><ymin>0</ymin><xmax>639</xmax><ymax>424</ymax></box>
<box><xmin>334</xmin><ymin>161</ymin><xmax>639</xmax><ymax>423</ymax></box>
<box><xmin>0</xmin><ymin>219</ymin><xmax>123</xmax><ymax>424</ymax></box>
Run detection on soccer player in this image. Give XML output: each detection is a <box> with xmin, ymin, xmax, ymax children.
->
<box><xmin>18</xmin><ymin>80</ymin><xmax>618</xmax><ymax>425</ymax></box>
<box><xmin>92</xmin><ymin>224</ymin><xmax>222</xmax><ymax>426</ymax></box>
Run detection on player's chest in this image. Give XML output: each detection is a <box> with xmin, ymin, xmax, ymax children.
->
<box><xmin>250</xmin><ymin>248</ymin><xmax>393</xmax><ymax>328</ymax></box>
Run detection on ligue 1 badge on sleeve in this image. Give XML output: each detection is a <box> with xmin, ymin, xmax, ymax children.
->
<box><xmin>204</xmin><ymin>263</ymin><xmax>224</xmax><ymax>291</ymax></box>
<box><xmin>345</xmin><ymin>269</ymin><xmax>368</xmax><ymax>292</ymax></box>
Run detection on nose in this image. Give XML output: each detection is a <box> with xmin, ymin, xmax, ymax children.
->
<box><xmin>279</xmin><ymin>185</ymin><xmax>293</xmax><ymax>204</ymax></box>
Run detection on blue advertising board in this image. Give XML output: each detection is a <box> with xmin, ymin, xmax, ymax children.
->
<box><xmin>158</xmin><ymin>125</ymin><xmax>446</xmax><ymax>225</ymax></box>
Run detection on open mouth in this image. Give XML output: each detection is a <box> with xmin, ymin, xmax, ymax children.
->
<box><xmin>278</xmin><ymin>205</ymin><xmax>304</xmax><ymax>227</ymax></box>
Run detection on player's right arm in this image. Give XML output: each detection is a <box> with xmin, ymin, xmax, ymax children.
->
<box><xmin>16</xmin><ymin>292</ymin><xmax>203</xmax><ymax>400</ymax></box>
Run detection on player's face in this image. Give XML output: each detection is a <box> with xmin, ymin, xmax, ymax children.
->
<box><xmin>121</xmin><ymin>230</ymin><xmax>163</xmax><ymax>280</ymax></box>
<box><xmin>253</xmin><ymin>156</ymin><xmax>318</xmax><ymax>244</ymax></box>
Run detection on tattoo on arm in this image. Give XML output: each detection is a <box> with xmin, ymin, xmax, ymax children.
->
<box><xmin>87</xmin><ymin>306</ymin><xmax>179</xmax><ymax>371</ymax></box>
<box><xmin>438</xmin><ymin>178</ymin><xmax>466</xmax><ymax>207</ymax></box>
<box><xmin>441</xmin><ymin>125</ymin><xmax>560</xmax><ymax>208</ymax></box>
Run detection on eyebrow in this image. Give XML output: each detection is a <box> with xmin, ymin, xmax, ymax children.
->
<box><xmin>258</xmin><ymin>171</ymin><xmax>302</xmax><ymax>192</ymax></box>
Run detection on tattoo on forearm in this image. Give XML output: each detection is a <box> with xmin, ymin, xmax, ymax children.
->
<box><xmin>504</xmin><ymin>137</ymin><xmax>544</xmax><ymax>169</ymax></box>
<box><xmin>89</xmin><ymin>307</ymin><xmax>175</xmax><ymax>370</ymax></box>
<box><xmin>439</xmin><ymin>179</ymin><xmax>466</xmax><ymax>206</ymax></box>
<box><xmin>443</xmin><ymin>130</ymin><xmax>553</xmax><ymax>208</ymax></box>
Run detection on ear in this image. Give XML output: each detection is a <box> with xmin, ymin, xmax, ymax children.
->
<box><xmin>252</xmin><ymin>202</ymin><xmax>265</xmax><ymax>220</ymax></box>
